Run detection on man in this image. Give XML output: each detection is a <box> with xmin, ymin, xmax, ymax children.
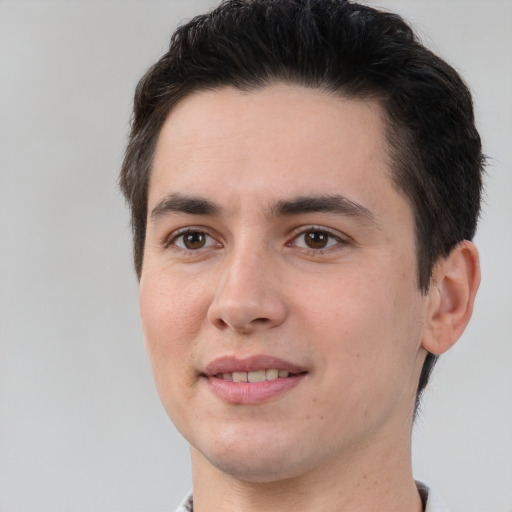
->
<box><xmin>120</xmin><ymin>1</ymin><xmax>483</xmax><ymax>510</ymax></box>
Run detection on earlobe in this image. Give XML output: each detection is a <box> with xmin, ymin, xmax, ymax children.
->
<box><xmin>422</xmin><ymin>241</ymin><xmax>481</xmax><ymax>355</ymax></box>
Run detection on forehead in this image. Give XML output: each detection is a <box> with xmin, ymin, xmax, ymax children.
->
<box><xmin>149</xmin><ymin>84</ymin><xmax>404</xmax><ymax>222</ymax></box>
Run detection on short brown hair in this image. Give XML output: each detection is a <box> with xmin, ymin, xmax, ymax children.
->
<box><xmin>120</xmin><ymin>0</ymin><xmax>485</xmax><ymax>405</ymax></box>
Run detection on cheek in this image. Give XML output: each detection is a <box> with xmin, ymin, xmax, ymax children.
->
<box><xmin>139</xmin><ymin>271</ymin><xmax>210</xmax><ymax>377</ymax></box>
<box><xmin>299</xmin><ymin>269</ymin><xmax>391</xmax><ymax>339</ymax></box>
<box><xmin>300</xmin><ymin>265</ymin><xmax>424</xmax><ymax>395</ymax></box>
<box><xmin>138</xmin><ymin>271</ymin><xmax>214</xmax><ymax>428</ymax></box>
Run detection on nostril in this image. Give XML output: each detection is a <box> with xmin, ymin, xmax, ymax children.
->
<box><xmin>206</xmin><ymin>282</ymin><xmax>288</xmax><ymax>332</ymax></box>
<box><xmin>253</xmin><ymin>317</ymin><xmax>271</xmax><ymax>325</ymax></box>
<box><xmin>212</xmin><ymin>318</ymin><xmax>229</xmax><ymax>330</ymax></box>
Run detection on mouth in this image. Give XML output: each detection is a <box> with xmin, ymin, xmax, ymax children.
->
<box><xmin>203</xmin><ymin>354</ymin><xmax>307</xmax><ymax>378</ymax></box>
<box><xmin>213</xmin><ymin>369</ymin><xmax>300</xmax><ymax>382</ymax></box>
<box><xmin>202</xmin><ymin>355</ymin><xmax>308</xmax><ymax>404</ymax></box>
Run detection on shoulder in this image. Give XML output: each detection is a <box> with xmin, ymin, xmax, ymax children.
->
<box><xmin>176</xmin><ymin>486</ymin><xmax>449</xmax><ymax>512</ymax></box>
<box><xmin>418</xmin><ymin>482</ymin><xmax>450</xmax><ymax>512</ymax></box>
<box><xmin>175</xmin><ymin>492</ymin><xmax>193</xmax><ymax>512</ymax></box>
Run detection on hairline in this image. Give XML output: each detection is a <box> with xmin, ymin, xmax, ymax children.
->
<box><xmin>139</xmin><ymin>80</ymin><xmax>431</xmax><ymax>292</ymax></box>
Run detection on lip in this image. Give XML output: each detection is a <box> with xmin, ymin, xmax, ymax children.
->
<box><xmin>202</xmin><ymin>355</ymin><xmax>308</xmax><ymax>405</ymax></box>
<box><xmin>203</xmin><ymin>355</ymin><xmax>307</xmax><ymax>375</ymax></box>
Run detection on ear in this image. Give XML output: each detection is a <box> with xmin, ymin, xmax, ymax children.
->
<box><xmin>422</xmin><ymin>241</ymin><xmax>481</xmax><ymax>355</ymax></box>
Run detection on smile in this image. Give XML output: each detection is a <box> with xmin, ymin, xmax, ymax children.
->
<box><xmin>216</xmin><ymin>369</ymin><xmax>294</xmax><ymax>382</ymax></box>
<box><xmin>203</xmin><ymin>355</ymin><xmax>308</xmax><ymax>404</ymax></box>
<box><xmin>203</xmin><ymin>354</ymin><xmax>307</xmax><ymax>375</ymax></box>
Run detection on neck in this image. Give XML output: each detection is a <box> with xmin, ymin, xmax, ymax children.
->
<box><xmin>190</xmin><ymin>426</ymin><xmax>423</xmax><ymax>512</ymax></box>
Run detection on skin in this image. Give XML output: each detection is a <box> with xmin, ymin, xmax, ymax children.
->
<box><xmin>139</xmin><ymin>84</ymin><xmax>480</xmax><ymax>511</ymax></box>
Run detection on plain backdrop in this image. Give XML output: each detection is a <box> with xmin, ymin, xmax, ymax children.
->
<box><xmin>0</xmin><ymin>1</ymin><xmax>511</xmax><ymax>511</ymax></box>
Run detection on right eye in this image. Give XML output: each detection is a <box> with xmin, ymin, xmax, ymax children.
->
<box><xmin>170</xmin><ymin>230</ymin><xmax>218</xmax><ymax>250</ymax></box>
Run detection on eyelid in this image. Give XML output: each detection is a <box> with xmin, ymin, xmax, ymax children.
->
<box><xmin>286</xmin><ymin>225</ymin><xmax>350</xmax><ymax>250</ymax></box>
<box><xmin>161</xmin><ymin>224</ymin><xmax>349</xmax><ymax>253</ymax></box>
<box><xmin>163</xmin><ymin>226</ymin><xmax>222</xmax><ymax>250</ymax></box>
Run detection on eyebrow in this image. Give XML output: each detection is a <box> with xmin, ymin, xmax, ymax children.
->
<box><xmin>272</xmin><ymin>195</ymin><xmax>378</xmax><ymax>225</ymax></box>
<box><xmin>150</xmin><ymin>193</ymin><xmax>221</xmax><ymax>220</ymax></box>
<box><xmin>150</xmin><ymin>192</ymin><xmax>377</xmax><ymax>226</ymax></box>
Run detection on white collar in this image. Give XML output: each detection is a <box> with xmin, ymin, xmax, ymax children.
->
<box><xmin>176</xmin><ymin>482</ymin><xmax>449</xmax><ymax>512</ymax></box>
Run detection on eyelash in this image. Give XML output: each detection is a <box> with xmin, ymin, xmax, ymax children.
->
<box><xmin>287</xmin><ymin>226</ymin><xmax>348</xmax><ymax>253</ymax></box>
<box><xmin>163</xmin><ymin>226</ymin><xmax>349</xmax><ymax>254</ymax></box>
<box><xmin>164</xmin><ymin>228</ymin><xmax>220</xmax><ymax>252</ymax></box>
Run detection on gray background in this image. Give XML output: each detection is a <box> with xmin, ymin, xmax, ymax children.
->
<box><xmin>0</xmin><ymin>0</ymin><xmax>510</xmax><ymax>510</ymax></box>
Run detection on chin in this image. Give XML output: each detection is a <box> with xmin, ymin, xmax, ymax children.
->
<box><xmin>192</xmin><ymin>427</ymin><xmax>311</xmax><ymax>483</ymax></box>
<box><xmin>205</xmin><ymin>451</ymin><xmax>304</xmax><ymax>483</ymax></box>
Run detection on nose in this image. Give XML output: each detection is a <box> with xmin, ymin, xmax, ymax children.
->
<box><xmin>207</xmin><ymin>247</ymin><xmax>288</xmax><ymax>334</ymax></box>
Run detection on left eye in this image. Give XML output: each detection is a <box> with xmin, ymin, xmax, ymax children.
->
<box><xmin>172</xmin><ymin>230</ymin><xmax>217</xmax><ymax>250</ymax></box>
<box><xmin>292</xmin><ymin>229</ymin><xmax>342</xmax><ymax>250</ymax></box>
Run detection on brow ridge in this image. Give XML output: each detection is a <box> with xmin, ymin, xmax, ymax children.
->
<box><xmin>272</xmin><ymin>194</ymin><xmax>377</xmax><ymax>224</ymax></box>
<box><xmin>150</xmin><ymin>192</ymin><xmax>377</xmax><ymax>226</ymax></box>
<box><xmin>150</xmin><ymin>193</ymin><xmax>220</xmax><ymax>220</ymax></box>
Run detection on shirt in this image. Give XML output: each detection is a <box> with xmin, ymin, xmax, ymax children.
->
<box><xmin>175</xmin><ymin>483</ymin><xmax>449</xmax><ymax>511</ymax></box>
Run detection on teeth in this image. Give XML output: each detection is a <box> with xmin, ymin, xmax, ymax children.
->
<box><xmin>219</xmin><ymin>369</ymin><xmax>292</xmax><ymax>382</ymax></box>
<box><xmin>248</xmin><ymin>370</ymin><xmax>266</xmax><ymax>382</ymax></box>
<box><xmin>265</xmin><ymin>368</ymin><xmax>279</xmax><ymax>381</ymax></box>
<box><xmin>232</xmin><ymin>372</ymin><xmax>248</xmax><ymax>382</ymax></box>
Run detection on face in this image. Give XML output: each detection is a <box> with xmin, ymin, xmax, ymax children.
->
<box><xmin>140</xmin><ymin>84</ymin><xmax>429</xmax><ymax>482</ymax></box>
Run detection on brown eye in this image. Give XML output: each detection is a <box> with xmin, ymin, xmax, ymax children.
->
<box><xmin>172</xmin><ymin>230</ymin><xmax>217</xmax><ymax>250</ymax></box>
<box><xmin>183</xmin><ymin>232</ymin><xmax>206</xmax><ymax>249</ymax></box>
<box><xmin>290</xmin><ymin>228</ymin><xmax>344</xmax><ymax>251</ymax></box>
<box><xmin>304</xmin><ymin>231</ymin><xmax>329</xmax><ymax>249</ymax></box>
